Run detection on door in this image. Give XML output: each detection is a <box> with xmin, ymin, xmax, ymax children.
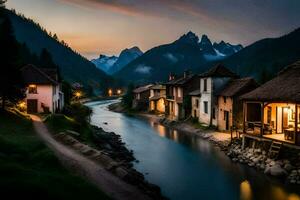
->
<box><xmin>225</xmin><ymin>111</ymin><xmax>230</xmax><ymax>130</ymax></box>
<box><xmin>283</xmin><ymin>107</ymin><xmax>289</xmax><ymax>129</ymax></box>
<box><xmin>27</xmin><ymin>99</ymin><xmax>38</xmax><ymax>113</ymax></box>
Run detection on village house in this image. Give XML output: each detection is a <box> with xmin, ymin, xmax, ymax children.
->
<box><xmin>149</xmin><ymin>84</ymin><xmax>166</xmax><ymax>113</ymax></box>
<box><xmin>217</xmin><ymin>77</ymin><xmax>258</xmax><ymax>131</ymax></box>
<box><xmin>241</xmin><ymin>61</ymin><xmax>300</xmax><ymax>146</ymax></box>
<box><xmin>189</xmin><ymin>89</ymin><xmax>201</xmax><ymax>119</ymax></box>
<box><xmin>197</xmin><ymin>64</ymin><xmax>238</xmax><ymax>127</ymax></box>
<box><xmin>165</xmin><ymin>71</ymin><xmax>199</xmax><ymax>120</ymax></box>
<box><xmin>132</xmin><ymin>84</ymin><xmax>153</xmax><ymax>110</ymax></box>
<box><xmin>21</xmin><ymin>64</ymin><xmax>64</xmax><ymax>114</ymax></box>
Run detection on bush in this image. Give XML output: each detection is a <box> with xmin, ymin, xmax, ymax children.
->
<box><xmin>63</xmin><ymin>103</ymin><xmax>92</xmax><ymax>126</ymax></box>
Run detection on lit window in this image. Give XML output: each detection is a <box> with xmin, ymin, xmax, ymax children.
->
<box><xmin>28</xmin><ymin>84</ymin><xmax>37</xmax><ymax>94</ymax></box>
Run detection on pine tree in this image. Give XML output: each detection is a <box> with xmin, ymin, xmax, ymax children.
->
<box><xmin>39</xmin><ymin>48</ymin><xmax>57</xmax><ymax>68</ymax></box>
<box><xmin>122</xmin><ymin>83</ymin><xmax>134</xmax><ymax>108</ymax></box>
<box><xmin>0</xmin><ymin>12</ymin><xmax>25</xmax><ymax>110</ymax></box>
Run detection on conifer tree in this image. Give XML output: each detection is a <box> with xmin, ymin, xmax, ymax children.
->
<box><xmin>0</xmin><ymin>11</ymin><xmax>25</xmax><ymax>110</ymax></box>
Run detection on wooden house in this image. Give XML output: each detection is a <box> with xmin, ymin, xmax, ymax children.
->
<box><xmin>149</xmin><ymin>84</ymin><xmax>166</xmax><ymax>113</ymax></box>
<box><xmin>241</xmin><ymin>61</ymin><xmax>300</xmax><ymax>145</ymax></box>
<box><xmin>132</xmin><ymin>84</ymin><xmax>153</xmax><ymax>110</ymax></box>
<box><xmin>217</xmin><ymin>77</ymin><xmax>258</xmax><ymax>131</ymax></box>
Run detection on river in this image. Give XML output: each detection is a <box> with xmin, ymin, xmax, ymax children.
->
<box><xmin>86</xmin><ymin>100</ymin><xmax>300</xmax><ymax>200</ymax></box>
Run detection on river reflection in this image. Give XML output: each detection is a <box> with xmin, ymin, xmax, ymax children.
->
<box><xmin>87</xmin><ymin>100</ymin><xmax>300</xmax><ymax>200</ymax></box>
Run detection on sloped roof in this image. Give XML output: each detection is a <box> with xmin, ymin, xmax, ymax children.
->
<box><xmin>133</xmin><ymin>84</ymin><xmax>153</xmax><ymax>93</ymax></box>
<box><xmin>165</xmin><ymin>74</ymin><xmax>196</xmax><ymax>85</ymax></box>
<box><xmin>189</xmin><ymin>89</ymin><xmax>201</xmax><ymax>96</ymax></box>
<box><xmin>241</xmin><ymin>61</ymin><xmax>300</xmax><ymax>102</ymax></box>
<box><xmin>21</xmin><ymin>65</ymin><xmax>58</xmax><ymax>85</ymax></box>
<box><xmin>199</xmin><ymin>64</ymin><xmax>238</xmax><ymax>78</ymax></box>
<box><xmin>219</xmin><ymin>77</ymin><xmax>258</xmax><ymax>97</ymax></box>
<box><xmin>150</xmin><ymin>84</ymin><xmax>166</xmax><ymax>90</ymax></box>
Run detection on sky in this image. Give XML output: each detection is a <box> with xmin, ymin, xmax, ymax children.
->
<box><xmin>6</xmin><ymin>0</ymin><xmax>300</xmax><ymax>59</ymax></box>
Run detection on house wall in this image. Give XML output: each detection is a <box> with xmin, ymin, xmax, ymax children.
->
<box><xmin>26</xmin><ymin>84</ymin><xmax>53</xmax><ymax>113</ymax></box>
<box><xmin>199</xmin><ymin>77</ymin><xmax>231</xmax><ymax>126</ymax></box>
<box><xmin>218</xmin><ymin>96</ymin><xmax>233</xmax><ymax>131</ymax></box>
<box><xmin>191</xmin><ymin>96</ymin><xmax>200</xmax><ymax>118</ymax></box>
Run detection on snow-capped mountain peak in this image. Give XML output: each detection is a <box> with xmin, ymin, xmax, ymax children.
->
<box><xmin>91</xmin><ymin>47</ymin><xmax>143</xmax><ymax>74</ymax></box>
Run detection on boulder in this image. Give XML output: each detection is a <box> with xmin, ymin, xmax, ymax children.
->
<box><xmin>284</xmin><ymin>163</ymin><xmax>294</xmax><ymax>172</ymax></box>
<box><xmin>269</xmin><ymin>165</ymin><xmax>288</xmax><ymax>177</ymax></box>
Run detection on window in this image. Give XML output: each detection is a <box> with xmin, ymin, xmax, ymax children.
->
<box><xmin>28</xmin><ymin>84</ymin><xmax>37</xmax><ymax>94</ymax></box>
<box><xmin>203</xmin><ymin>79</ymin><xmax>207</xmax><ymax>92</ymax></box>
<box><xmin>53</xmin><ymin>86</ymin><xmax>56</xmax><ymax>95</ymax></box>
<box><xmin>204</xmin><ymin>101</ymin><xmax>208</xmax><ymax>114</ymax></box>
<box><xmin>212</xmin><ymin>108</ymin><xmax>216</xmax><ymax>119</ymax></box>
<box><xmin>195</xmin><ymin>99</ymin><xmax>199</xmax><ymax>107</ymax></box>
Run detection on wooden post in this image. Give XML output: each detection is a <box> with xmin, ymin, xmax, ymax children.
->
<box><xmin>261</xmin><ymin>102</ymin><xmax>264</xmax><ymax>137</ymax></box>
<box><xmin>243</xmin><ymin>102</ymin><xmax>246</xmax><ymax>133</ymax></box>
<box><xmin>295</xmin><ymin>104</ymin><xmax>298</xmax><ymax>145</ymax></box>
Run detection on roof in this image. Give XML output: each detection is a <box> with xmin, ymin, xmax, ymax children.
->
<box><xmin>219</xmin><ymin>77</ymin><xmax>258</xmax><ymax>97</ymax></box>
<box><xmin>165</xmin><ymin>74</ymin><xmax>196</xmax><ymax>85</ymax></box>
<box><xmin>150</xmin><ymin>84</ymin><xmax>166</xmax><ymax>90</ymax></box>
<box><xmin>133</xmin><ymin>84</ymin><xmax>153</xmax><ymax>93</ymax></box>
<box><xmin>241</xmin><ymin>61</ymin><xmax>300</xmax><ymax>102</ymax></box>
<box><xmin>21</xmin><ymin>65</ymin><xmax>58</xmax><ymax>85</ymax></box>
<box><xmin>199</xmin><ymin>64</ymin><xmax>238</xmax><ymax>78</ymax></box>
<box><xmin>149</xmin><ymin>95</ymin><xmax>165</xmax><ymax>101</ymax></box>
<box><xmin>189</xmin><ymin>89</ymin><xmax>201</xmax><ymax>96</ymax></box>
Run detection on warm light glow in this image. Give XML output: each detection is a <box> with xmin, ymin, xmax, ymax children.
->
<box><xmin>108</xmin><ymin>89</ymin><xmax>113</xmax><ymax>96</ymax></box>
<box><xmin>29</xmin><ymin>84</ymin><xmax>37</xmax><ymax>87</ymax></box>
<box><xmin>117</xmin><ymin>89</ymin><xmax>122</xmax><ymax>95</ymax></box>
<box><xmin>240</xmin><ymin>180</ymin><xmax>252</xmax><ymax>200</ymax></box>
<box><xmin>74</xmin><ymin>91</ymin><xmax>82</xmax><ymax>98</ymax></box>
<box><xmin>18</xmin><ymin>101</ymin><xmax>26</xmax><ymax>108</ymax></box>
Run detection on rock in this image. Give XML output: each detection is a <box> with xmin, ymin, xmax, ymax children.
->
<box><xmin>260</xmin><ymin>164</ymin><xmax>266</xmax><ymax>170</ymax></box>
<box><xmin>290</xmin><ymin>179</ymin><xmax>296</xmax><ymax>184</ymax></box>
<box><xmin>115</xmin><ymin>167</ymin><xmax>129</xmax><ymax>179</ymax></box>
<box><xmin>284</xmin><ymin>163</ymin><xmax>294</xmax><ymax>172</ymax></box>
<box><xmin>269</xmin><ymin>165</ymin><xmax>288</xmax><ymax>177</ymax></box>
<box><xmin>66</xmin><ymin>130</ymin><xmax>80</xmax><ymax>136</ymax></box>
<box><xmin>269</xmin><ymin>161</ymin><xmax>276</xmax><ymax>166</ymax></box>
<box><xmin>252</xmin><ymin>157</ymin><xmax>260</xmax><ymax>164</ymax></box>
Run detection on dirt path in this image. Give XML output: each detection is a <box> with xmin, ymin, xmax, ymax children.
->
<box><xmin>30</xmin><ymin>115</ymin><xmax>151</xmax><ymax>200</ymax></box>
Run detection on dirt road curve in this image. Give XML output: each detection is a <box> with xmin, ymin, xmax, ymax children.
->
<box><xmin>31</xmin><ymin>115</ymin><xmax>151</xmax><ymax>200</ymax></box>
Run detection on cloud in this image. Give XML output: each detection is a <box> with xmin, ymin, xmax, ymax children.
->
<box><xmin>134</xmin><ymin>64</ymin><xmax>152</xmax><ymax>74</ymax></box>
<box><xmin>164</xmin><ymin>53</ymin><xmax>178</xmax><ymax>63</ymax></box>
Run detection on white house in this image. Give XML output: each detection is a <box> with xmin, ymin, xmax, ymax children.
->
<box><xmin>21</xmin><ymin>65</ymin><xmax>64</xmax><ymax>113</ymax></box>
<box><xmin>197</xmin><ymin>64</ymin><xmax>238</xmax><ymax>126</ymax></box>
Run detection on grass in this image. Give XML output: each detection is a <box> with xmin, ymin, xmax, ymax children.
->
<box><xmin>45</xmin><ymin>114</ymin><xmax>97</xmax><ymax>149</ymax></box>
<box><xmin>0</xmin><ymin>109</ymin><xmax>111</xmax><ymax>200</ymax></box>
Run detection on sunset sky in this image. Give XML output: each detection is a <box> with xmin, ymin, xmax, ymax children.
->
<box><xmin>6</xmin><ymin>0</ymin><xmax>300</xmax><ymax>59</ymax></box>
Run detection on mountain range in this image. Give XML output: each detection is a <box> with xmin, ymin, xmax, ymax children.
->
<box><xmin>6</xmin><ymin>9</ymin><xmax>116</xmax><ymax>92</ymax></box>
<box><xmin>220</xmin><ymin>27</ymin><xmax>300</xmax><ymax>81</ymax></box>
<box><xmin>114</xmin><ymin>31</ymin><xmax>243</xmax><ymax>84</ymax></box>
<box><xmin>91</xmin><ymin>46</ymin><xmax>143</xmax><ymax>74</ymax></box>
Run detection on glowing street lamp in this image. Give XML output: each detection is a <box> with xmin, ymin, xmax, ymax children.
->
<box><xmin>74</xmin><ymin>91</ymin><xmax>82</xmax><ymax>99</ymax></box>
<box><xmin>117</xmin><ymin>89</ymin><xmax>122</xmax><ymax>95</ymax></box>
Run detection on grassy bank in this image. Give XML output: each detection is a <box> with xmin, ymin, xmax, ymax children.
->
<box><xmin>0</xmin><ymin>109</ymin><xmax>111</xmax><ymax>200</ymax></box>
<box><xmin>45</xmin><ymin>114</ymin><xmax>97</xmax><ymax>149</ymax></box>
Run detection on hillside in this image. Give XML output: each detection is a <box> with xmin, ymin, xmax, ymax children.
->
<box><xmin>220</xmin><ymin>27</ymin><xmax>300</xmax><ymax>82</ymax></box>
<box><xmin>6</xmin><ymin>9</ymin><xmax>116</xmax><ymax>91</ymax></box>
<box><xmin>115</xmin><ymin>32</ymin><xmax>243</xmax><ymax>84</ymax></box>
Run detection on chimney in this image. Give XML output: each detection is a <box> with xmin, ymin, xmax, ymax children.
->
<box><xmin>183</xmin><ymin>70</ymin><xmax>190</xmax><ymax>79</ymax></box>
<box><xmin>169</xmin><ymin>73</ymin><xmax>175</xmax><ymax>81</ymax></box>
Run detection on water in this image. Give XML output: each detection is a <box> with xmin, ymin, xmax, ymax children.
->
<box><xmin>86</xmin><ymin>100</ymin><xmax>300</xmax><ymax>200</ymax></box>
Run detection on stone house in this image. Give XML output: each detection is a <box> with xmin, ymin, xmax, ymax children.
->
<box><xmin>132</xmin><ymin>84</ymin><xmax>153</xmax><ymax>110</ymax></box>
<box><xmin>149</xmin><ymin>84</ymin><xmax>166</xmax><ymax>113</ymax></box>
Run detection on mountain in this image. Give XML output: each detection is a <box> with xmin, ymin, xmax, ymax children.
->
<box><xmin>109</xmin><ymin>46</ymin><xmax>143</xmax><ymax>74</ymax></box>
<box><xmin>115</xmin><ymin>31</ymin><xmax>243</xmax><ymax>84</ymax></box>
<box><xmin>6</xmin><ymin>9</ymin><xmax>116</xmax><ymax>91</ymax></box>
<box><xmin>91</xmin><ymin>46</ymin><xmax>143</xmax><ymax>75</ymax></box>
<box><xmin>220</xmin><ymin>27</ymin><xmax>300</xmax><ymax>82</ymax></box>
<box><xmin>91</xmin><ymin>54</ymin><xmax>118</xmax><ymax>73</ymax></box>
